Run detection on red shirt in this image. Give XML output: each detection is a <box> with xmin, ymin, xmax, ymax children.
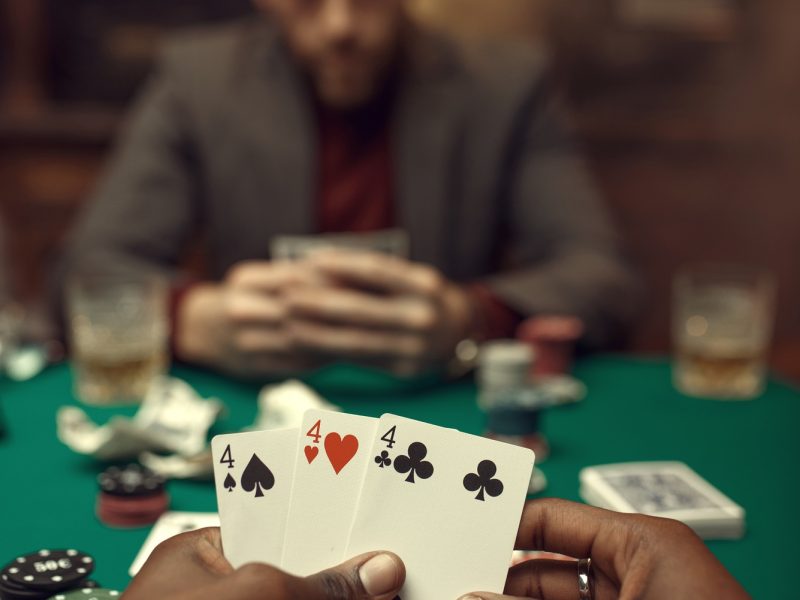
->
<box><xmin>315</xmin><ymin>104</ymin><xmax>520</xmax><ymax>341</ymax></box>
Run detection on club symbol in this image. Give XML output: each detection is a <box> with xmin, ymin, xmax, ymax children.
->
<box><xmin>223</xmin><ymin>473</ymin><xmax>236</xmax><ymax>493</ymax></box>
<box><xmin>463</xmin><ymin>460</ymin><xmax>504</xmax><ymax>501</ymax></box>
<box><xmin>375</xmin><ymin>450</ymin><xmax>392</xmax><ymax>468</ymax></box>
<box><xmin>394</xmin><ymin>442</ymin><xmax>434</xmax><ymax>483</ymax></box>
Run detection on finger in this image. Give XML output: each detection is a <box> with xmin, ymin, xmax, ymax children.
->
<box><xmin>189</xmin><ymin>528</ymin><xmax>233</xmax><ymax>577</ymax></box>
<box><xmin>124</xmin><ymin>528</ymin><xmax>233</xmax><ymax>599</ymax></box>
<box><xmin>287</xmin><ymin>320</ymin><xmax>426</xmax><ymax>359</ymax></box>
<box><xmin>225</xmin><ymin>290</ymin><xmax>288</xmax><ymax>325</ymax></box>
<box><xmin>301</xmin><ymin>551</ymin><xmax>405</xmax><ymax>600</ymax></box>
<box><xmin>285</xmin><ymin>287</ymin><xmax>436</xmax><ymax>332</ymax></box>
<box><xmin>456</xmin><ymin>561</ymin><xmax>586</xmax><ymax>600</ymax></box>
<box><xmin>513</xmin><ymin>499</ymin><xmax>633</xmax><ymax>581</ymax></box>
<box><xmin>227</xmin><ymin>260</ymin><xmax>327</xmax><ymax>293</ymax></box>
<box><xmin>502</xmin><ymin>559</ymin><xmax>618</xmax><ymax>600</ymax></box>
<box><xmin>459</xmin><ymin>560</ymin><xmax>617</xmax><ymax>600</ymax></box>
<box><xmin>232</xmin><ymin>327</ymin><xmax>294</xmax><ymax>354</ymax></box>
<box><xmin>457</xmin><ymin>594</ymin><xmax>528</xmax><ymax>600</ymax></box>
<box><xmin>310</xmin><ymin>250</ymin><xmax>443</xmax><ymax>297</ymax></box>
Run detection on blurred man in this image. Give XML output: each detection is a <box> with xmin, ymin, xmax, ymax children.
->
<box><xmin>62</xmin><ymin>0</ymin><xmax>639</xmax><ymax>377</ymax></box>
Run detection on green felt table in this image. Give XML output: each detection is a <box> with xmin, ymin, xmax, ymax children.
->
<box><xmin>0</xmin><ymin>355</ymin><xmax>797</xmax><ymax>598</ymax></box>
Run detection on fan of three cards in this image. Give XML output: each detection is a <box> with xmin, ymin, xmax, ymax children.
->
<box><xmin>211</xmin><ymin>410</ymin><xmax>535</xmax><ymax>600</ymax></box>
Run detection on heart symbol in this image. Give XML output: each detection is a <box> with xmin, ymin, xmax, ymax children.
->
<box><xmin>304</xmin><ymin>445</ymin><xmax>319</xmax><ymax>464</ymax></box>
<box><xmin>324</xmin><ymin>432</ymin><xmax>358</xmax><ymax>475</ymax></box>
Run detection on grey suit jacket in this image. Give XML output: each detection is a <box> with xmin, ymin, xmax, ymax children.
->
<box><xmin>63</xmin><ymin>19</ymin><xmax>639</xmax><ymax>348</ymax></box>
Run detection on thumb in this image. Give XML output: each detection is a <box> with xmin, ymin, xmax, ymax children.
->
<box><xmin>302</xmin><ymin>551</ymin><xmax>405</xmax><ymax>600</ymax></box>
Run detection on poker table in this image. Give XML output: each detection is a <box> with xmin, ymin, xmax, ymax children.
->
<box><xmin>1</xmin><ymin>355</ymin><xmax>798</xmax><ymax>597</ymax></box>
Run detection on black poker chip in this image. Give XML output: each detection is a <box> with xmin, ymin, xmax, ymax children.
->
<box><xmin>3</xmin><ymin>550</ymin><xmax>94</xmax><ymax>592</ymax></box>
<box><xmin>0</xmin><ymin>572</ymin><xmax>50</xmax><ymax>600</ymax></box>
<box><xmin>97</xmin><ymin>464</ymin><xmax>165</xmax><ymax>497</ymax></box>
<box><xmin>48</xmin><ymin>588</ymin><xmax>119</xmax><ymax>600</ymax></box>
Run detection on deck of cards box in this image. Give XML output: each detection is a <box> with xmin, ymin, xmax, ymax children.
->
<box><xmin>579</xmin><ymin>461</ymin><xmax>745</xmax><ymax>540</ymax></box>
<box><xmin>211</xmin><ymin>410</ymin><xmax>535</xmax><ymax>599</ymax></box>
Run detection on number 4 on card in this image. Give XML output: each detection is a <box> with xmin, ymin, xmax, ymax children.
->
<box><xmin>381</xmin><ymin>426</ymin><xmax>397</xmax><ymax>449</ymax></box>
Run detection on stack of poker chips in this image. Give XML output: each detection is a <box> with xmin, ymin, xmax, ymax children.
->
<box><xmin>95</xmin><ymin>464</ymin><xmax>170</xmax><ymax>528</ymax></box>
<box><xmin>477</xmin><ymin>340</ymin><xmax>550</xmax><ymax>472</ymax></box>
<box><xmin>48</xmin><ymin>589</ymin><xmax>120</xmax><ymax>600</ymax></box>
<box><xmin>0</xmin><ymin>549</ymin><xmax>102</xmax><ymax>600</ymax></box>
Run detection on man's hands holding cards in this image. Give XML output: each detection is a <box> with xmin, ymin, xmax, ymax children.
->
<box><xmin>207</xmin><ymin>411</ymin><xmax>535</xmax><ymax>600</ymax></box>
<box><xmin>125</xmin><ymin>497</ymin><xmax>751</xmax><ymax>600</ymax></box>
<box><xmin>287</xmin><ymin>250</ymin><xmax>473</xmax><ymax>374</ymax></box>
<box><xmin>463</xmin><ymin>499</ymin><xmax>750</xmax><ymax>600</ymax></box>
<box><xmin>175</xmin><ymin>250</ymin><xmax>474</xmax><ymax>377</ymax></box>
<box><xmin>176</xmin><ymin>260</ymin><xmax>328</xmax><ymax>376</ymax></box>
<box><xmin>124</xmin><ymin>526</ymin><xmax>405</xmax><ymax>600</ymax></box>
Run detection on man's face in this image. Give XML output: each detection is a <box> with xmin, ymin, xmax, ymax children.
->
<box><xmin>257</xmin><ymin>0</ymin><xmax>407</xmax><ymax>110</ymax></box>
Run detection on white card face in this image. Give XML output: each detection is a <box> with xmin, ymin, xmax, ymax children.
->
<box><xmin>129</xmin><ymin>512</ymin><xmax>220</xmax><ymax>576</ymax></box>
<box><xmin>211</xmin><ymin>429</ymin><xmax>298</xmax><ymax>568</ymax></box>
<box><xmin>346</xmin><ymin>415</ymin><xmax>535</xmax><ymax>600</ymax></box>
<box><xmin>281</xmin><ymin>410</ymin><xmax>378</xmax><ymax>575</ymax></box>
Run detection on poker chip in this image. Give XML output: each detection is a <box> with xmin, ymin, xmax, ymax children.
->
<box><xmin>97</xmin><ymin>492</ymin><xmax>170</xmax><ymax>515</ymax></box>
<box><xmin>97</xmin><ymin>464</ymin><xmax>165</xmax><ymax>497</ymax></box>
<box><xmin>0</xmin><ymin>551</ymin><xmax>95</xmax><ymax>600</ymax></box>
<box><xmin>95</xmin><ymin>492</ymin><xmax>170</xmax><ymax>528</ymax></box>
<box><xmin>516</xmin><ymin>316</ymin><xmax>584</xmax><ymax>376</ymax></box>
<box><xmin>48</xmin><ymin>588</ymin><xmax>120</xmax><ymax>600</ymax></box>
<box><xmin>4</xmin><ymin>550</ymin><xmax>94</xmax><ymax>592</ymax></box>
<box><xmin>95</xmin><ymin>465</ymin><xmax>170</xmax><ymax>528</ymax></box>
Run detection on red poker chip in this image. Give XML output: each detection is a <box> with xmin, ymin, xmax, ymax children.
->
<box><xmin>96</xmin><ymin>505</ymin><xmax>165</xmax><ymax>528</ymax></box>
<box><xmin>517</xmin><ymin>316</ymin><xmax>585</xmax><ymax>376</ymax></box>
<box><xmin>96</xmin><ymin>492</ymin><xmax>169</xmax><ymax>515</ymax></box>
<box><xmin>96</xmin><ymin>491</ymin><xmax>169</xmax><ymax>528</ymax></box>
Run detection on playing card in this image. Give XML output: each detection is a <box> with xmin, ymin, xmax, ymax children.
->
<box><xmin>270</xmin><ymin>229</ymin><xmax>409</xmax><ymax>261</ymax></box>
<box><xmin>346</xmin><ymin>414</ymin><xmax>535</xmax><ymax>600</ymax></box>
<box><xmin>128</xmin><ymin>512</ymin><xmax>220</xmax><ymax>576</ymax></box>
<box><xmin>580</xmin><ymin>461</ymin><xmax>745</xmax><ymax>539</ymax></box>
<box><xmin>211</xmin><ymin>429</ymin><xmax>299</xmax><ymax>568</ymax></box>
<box><xmin>281</xmin><ymin>410</ymin><xmax>378</xmax><ymax>575</ymax></box>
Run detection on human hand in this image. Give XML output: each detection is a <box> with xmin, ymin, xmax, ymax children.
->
<box><xmin>175</xmin><ymin>261</ymin><xmax>328</xmax><ymax>377</ymax></box>
<box><xmin>458</xmin><ymin>498</ymin><xmax>750</xmax><ymax>600</ymax></box>
<box><xmin>122</xmin><ymin>527</ymin><xmax>405</xmax><ymax>600</ymax></box>
<box><xmin>283</xmin><ymin>250</ymin><xmax>474</xmax><ymax>374</ymax></box>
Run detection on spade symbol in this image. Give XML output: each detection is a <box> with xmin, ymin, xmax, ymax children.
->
<box><xmin>241</xmin><ymin>454</ymin><xmax>274</xmax><ymax>498</ymax></box>
<box><xmin>223</xmin><ymin>473</ymin><xmax>236</xmax><ymax>493</ymax></box>
<box><xmin>463</xmin><ymin>460</ymin><xmax>504</xmax><ymax>501</ymax></box>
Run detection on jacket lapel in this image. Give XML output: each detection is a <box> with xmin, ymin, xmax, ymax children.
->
<box><xmin>393</xmin><ymin>31</ymin><xmax>465</xmax><ymax>270</ymax></box>
<box><xmin>240</xmin><ymin>24</ymin><xmax>317</xmax><ymax>238</ymax></box>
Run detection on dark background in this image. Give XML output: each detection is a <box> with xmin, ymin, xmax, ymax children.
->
<box><xmin>1</xmin><ymin>0</ymin><xmax>798</xmax><ymax>380</ymax></box>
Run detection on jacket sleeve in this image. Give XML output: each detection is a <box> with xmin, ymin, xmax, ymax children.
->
<box><xmin>483</xmin><ymin>83</ymin><xmax>641</xmax><ymax>349</ymax></box>
<box><xmin>58</xmin><ymin>49</ymin><xmax>201</xmax><ymax>287</ymax></box>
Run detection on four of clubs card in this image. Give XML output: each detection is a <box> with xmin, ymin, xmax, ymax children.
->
<box><xmin>211</xmin><ymin>411</ymin><xmax>536</xmax><ymax>599</ymax></box>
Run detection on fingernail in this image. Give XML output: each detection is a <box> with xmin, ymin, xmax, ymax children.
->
<box><xmin>359</xmin><ymin>553</ymin><xmax>401</xmax><ymax>596</ymax></box>
<box><xmin>458</xmin><ymin>596</ymin><xmax>483</xmax><ymax>600</ymax></box>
